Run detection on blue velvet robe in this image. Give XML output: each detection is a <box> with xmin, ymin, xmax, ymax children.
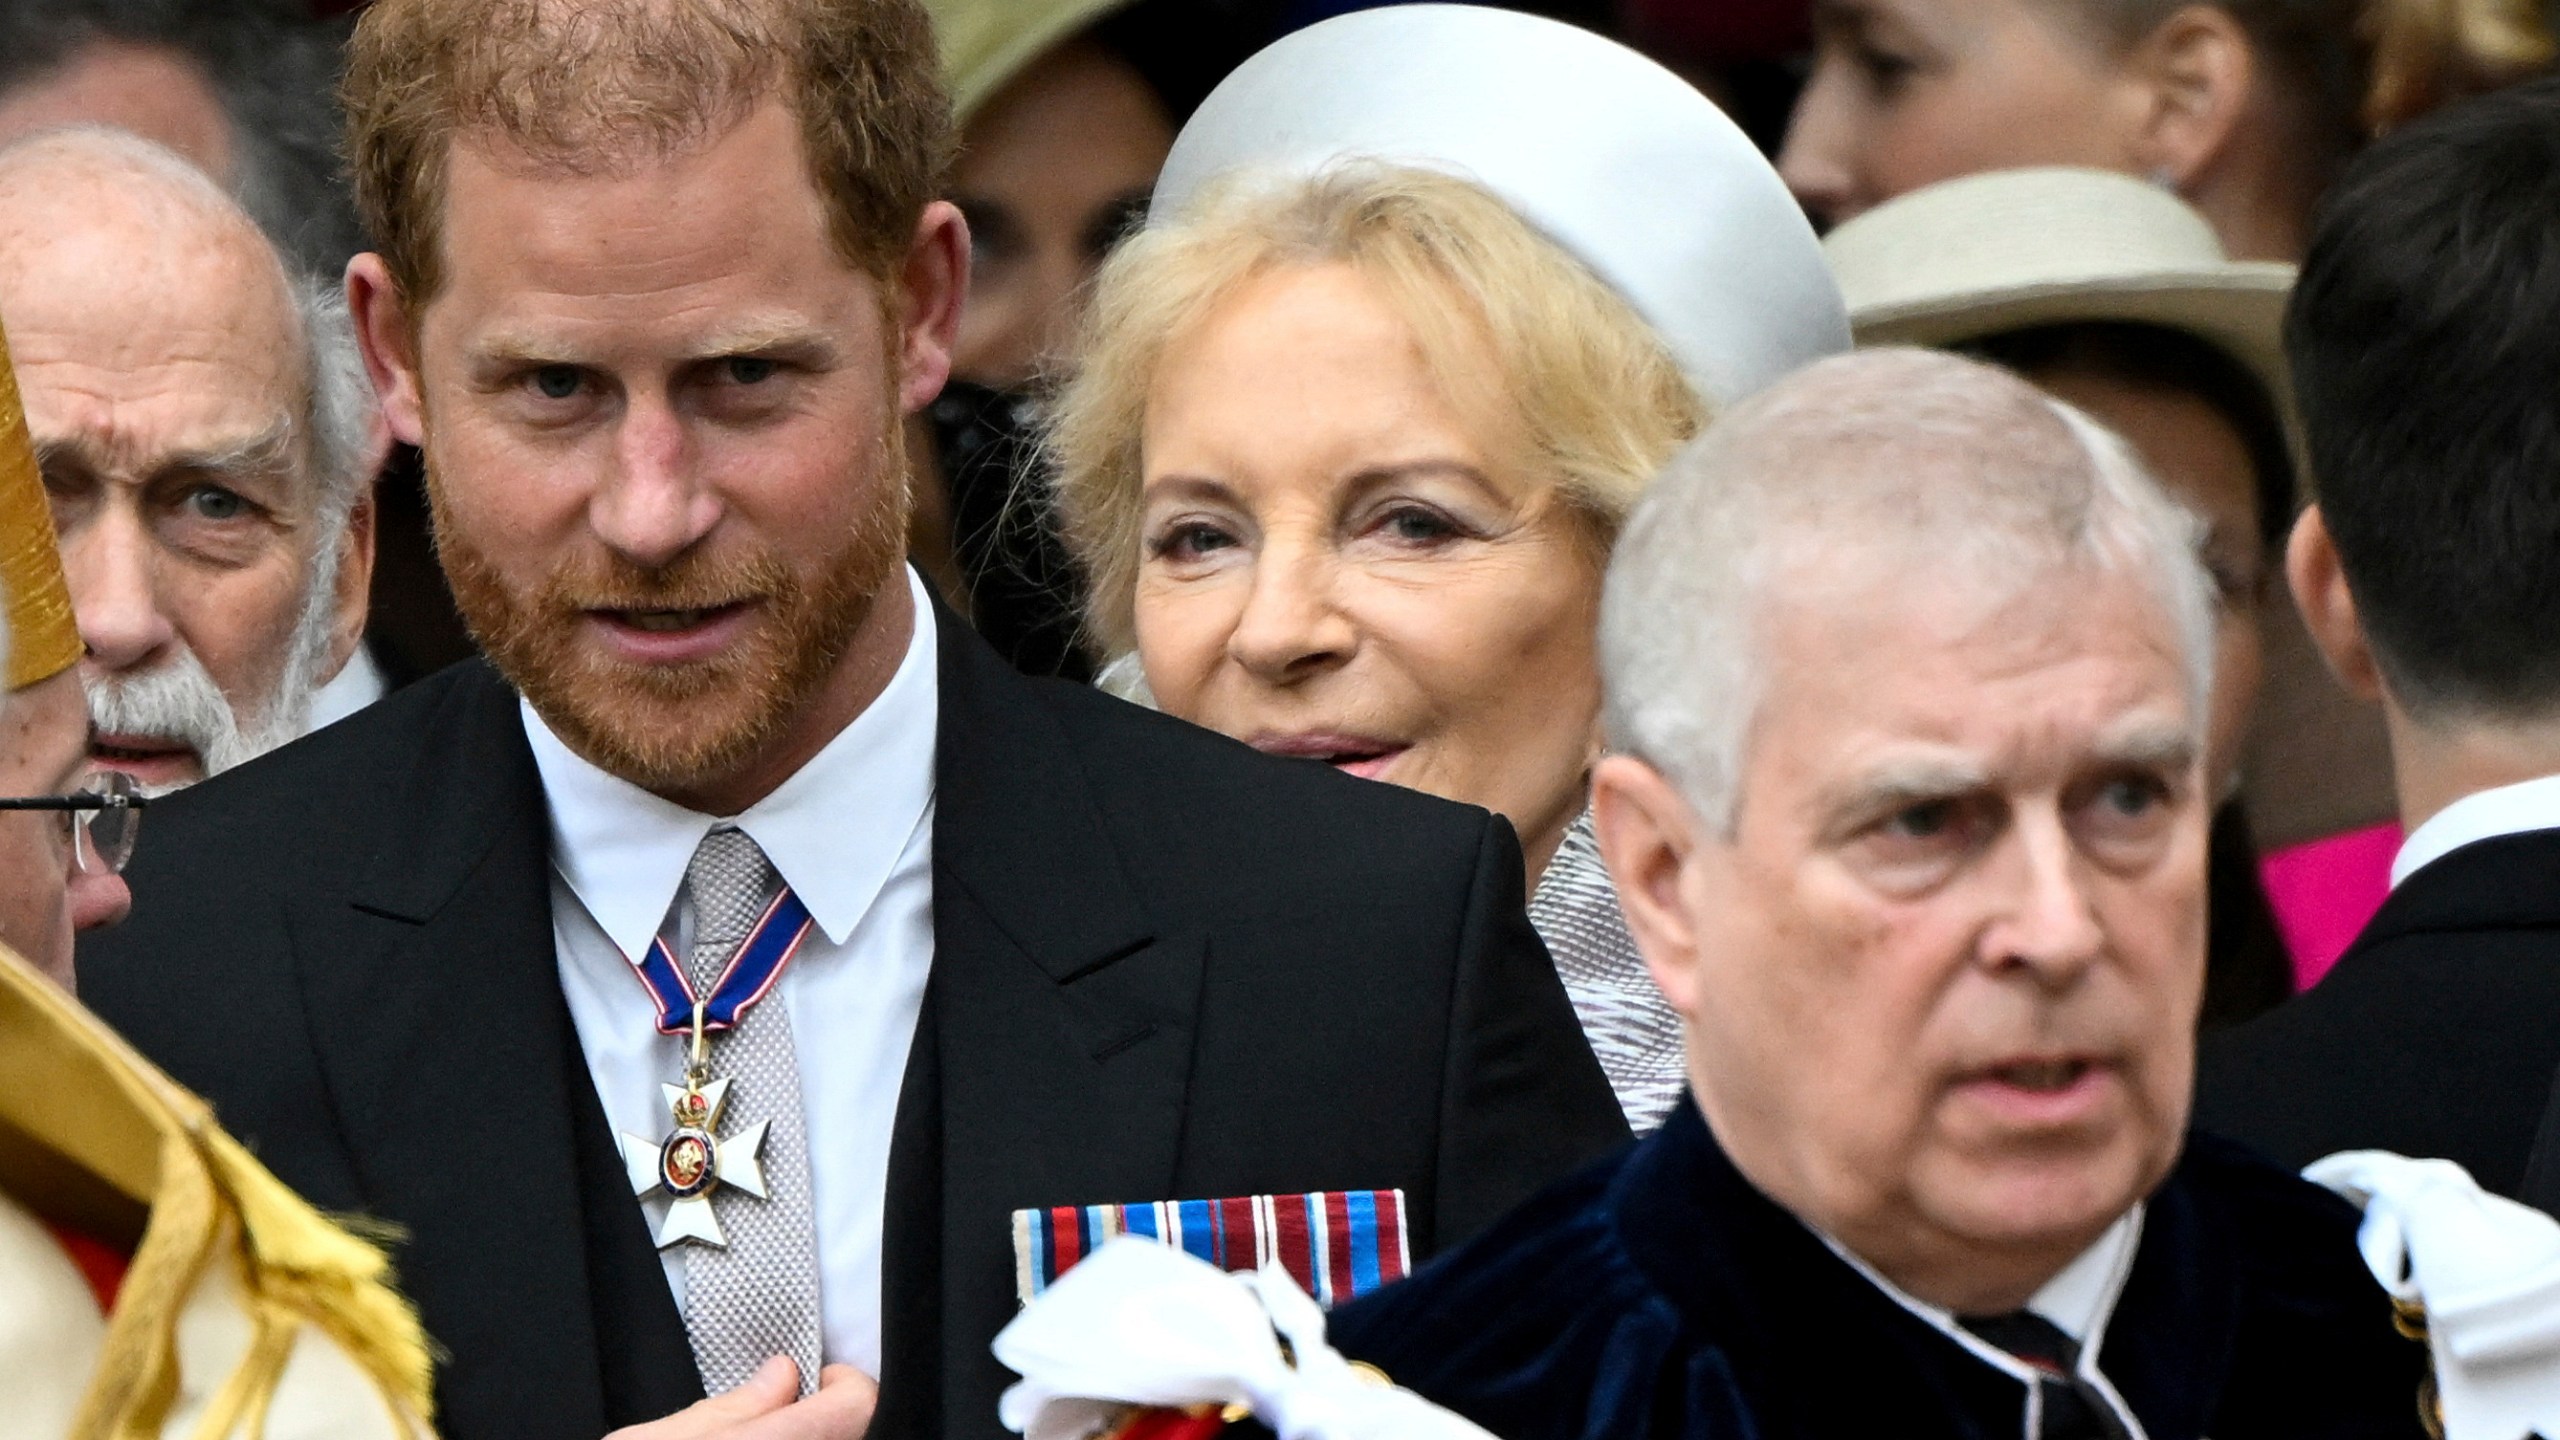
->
<box><xmin>1329</xmin><ymin>1102</ymin><xmax>2429</xmax><ymax>1439</ymax></box>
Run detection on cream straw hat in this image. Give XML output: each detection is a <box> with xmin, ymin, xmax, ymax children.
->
<box><xmin>1823</xmin><ymin>166</ymin><xmax>2296</xmax><ymax>415</ymax></box>
<box><xmin>926</xmin><ymin>0</ymin><xmax>1134</xmax><ymax>125</ymax></box>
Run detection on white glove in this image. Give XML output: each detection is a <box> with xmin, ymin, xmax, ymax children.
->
<box><xmin>2307</xmin><ymin>1149</ymin><xmax>2560</xmax><ymax>1440</ymax></box>
<box><xmin>993</xmin><ymin>1238</ymin><xmax>1494</xmax><ymax>1440</ymax></box>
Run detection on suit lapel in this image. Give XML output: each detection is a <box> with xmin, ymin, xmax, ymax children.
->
<box><xmin>296</xmin><ymin>664</ymin><xmax>692</xmax><ymax>1437</ymax></box>
<box><xmin>893</xmin><ymin>615</ymin><xmax>1207</xmax><ymax>1434</ymax></box>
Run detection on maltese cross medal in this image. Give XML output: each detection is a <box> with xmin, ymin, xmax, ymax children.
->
<box><xmin>618</xmin><ymin>1076</ymin><xmax>771</xmax><ymax>1249</ymax></box>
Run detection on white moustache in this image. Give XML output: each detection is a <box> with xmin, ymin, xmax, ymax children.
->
<box><xmin>86</xmin><ymin>646</ymin><xmax>304</xmax><ymax>797</ymax></box>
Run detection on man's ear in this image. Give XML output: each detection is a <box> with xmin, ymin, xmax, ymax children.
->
<box><xmin>320</xmin><ymin>491</ymin><xmax>378</xmax><ymax>688</ymax></box>
<box><xmin>346</xmin><ymin>254</ymin><xmax>425</xmax><ymax>448</ymax></box>
<box><xmin>2286</xmin><ymin>504</ymin><xmax>2385</xmax><ymax>702</ymax></box>
<box><xmin>2124</xmin><ymin>4</ymin><xmax>2255</xmax><ymax>190</ymax></box>
<box><xmin>1589</xmin><ymin>754</ymin><xmax>1711</xmax><ymax>1019</ymax></box>
<box><xmin>897</xmin><ymin>200</ymin><xmax>970</xmax><ymax>417</ymax></box>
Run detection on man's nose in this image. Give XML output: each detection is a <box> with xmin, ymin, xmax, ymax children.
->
<box><xmin>588</xmin><ymin>398</ymin><xmax>722</xmax><ymax>569</ymax></box>
<box><xmin>67</xmin><ymin>867</ymin><xmax>132</xmax><ymax>935</ymax></box>
<box><xmin>63</xmin><ymin>505</ymin><xmax>176</xmax><ymax>673</ymax></box>
<box><xmin>1226</xmin><ymin>540</ymin><xmax>1357</xmax><ymax>686</ymax></box>
<box><xmin>1987</xmin><ymin>818</ymin><xmax>2108</xmax><ymax>982</ymax></box>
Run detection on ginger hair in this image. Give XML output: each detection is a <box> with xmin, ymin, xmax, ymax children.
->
<box><xmin>343</xmin><ymin>0</ymin><xmax>953</xmax><ymax>305</ymax></box>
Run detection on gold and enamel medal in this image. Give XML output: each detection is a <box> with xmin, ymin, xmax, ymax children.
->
<box><xmin>619</xmin><ymin>1008</ymin><xmax>773</xmax><ymax>1248</ymax></box>
<box><xmin>613</xmin><ymin>886</ymin><xmax>816</xmax><ymax>1251</ymax></box>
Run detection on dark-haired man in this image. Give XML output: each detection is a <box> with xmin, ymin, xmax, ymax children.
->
<box><xmin>2198</xmin><ymin>75</ymin><xmax>2560</xmax><ymax>1207</ymax></box>
<box><xmin>75</xmin><ymin>2</ymin><xmax>1624</xmax><ymax>1438</ymax></box>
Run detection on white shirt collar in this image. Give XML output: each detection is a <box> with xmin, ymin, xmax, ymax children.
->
<box><xmin>2391</xmin><ymin>772</ymin><xmax>2560</xmax><ymax>889</ymax></box>
<box><xmin>1816</xmin><ymin>1206</ymin><xmax>2145</xmax><ymax>1384</ymax></box>
<box><xmin>523</xmin><ymin>566</ymin><xmax>939</xmax><ymax>961</ymax></box>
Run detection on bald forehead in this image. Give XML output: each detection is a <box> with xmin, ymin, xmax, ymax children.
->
<box><xmin>0</xmin><ymin>132</ymin><xmax>299</xmax><ymax>347</ymax></box>
<box><xmin>0</xmin><ymin>133</ymin><xmax>303</xmax><ymax>430</ymax></box>
<box><xmin>0</xmin><ymin>129</ymin><xmax>248</xmax><ymax>234</ymax></box>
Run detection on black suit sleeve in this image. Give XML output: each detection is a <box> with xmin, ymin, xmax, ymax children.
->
<box><xmin>1429</xmin><ymin>814</ymin><xmax>1632</xmax><ymax>1251</ymax></box>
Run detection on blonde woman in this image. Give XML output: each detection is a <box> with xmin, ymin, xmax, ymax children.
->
<box><xmin>1048</xmin><ymin>6</ymin><xmax>1847</xmax><ymax>1130</ymax></box>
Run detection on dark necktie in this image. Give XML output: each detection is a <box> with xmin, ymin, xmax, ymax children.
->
<box><xmin>1961</xmin><ymin>1311</ymin><xmax>2131</xmax><ymax>1440</ymax></box>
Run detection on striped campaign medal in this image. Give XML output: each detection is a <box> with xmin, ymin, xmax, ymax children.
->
<box><xmin>1013</xmin><ymin>1189</ymin><xmax>1412</xmax><ymax>1307</ymax></box>
<box><xmin>615</xmin><ymin>889</ymin><xmax>817</xmax><ymax>1250</ymax></box>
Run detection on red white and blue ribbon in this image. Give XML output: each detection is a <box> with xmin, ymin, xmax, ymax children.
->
<box><xmin>1012</xmin><ymin>1190</ymin><xmax>1411</xmax><ymax>1308</ymax></box>
<box><xmin>624</xmin><ymin>886</ymin><xmax>817</xmax><ymax>1037</ymax></box>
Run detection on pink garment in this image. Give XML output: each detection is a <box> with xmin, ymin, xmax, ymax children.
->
<box><xmin>2259</xmin><ymin>822</ymin><xmax>2403</xmax><ymax>990</ymax></box>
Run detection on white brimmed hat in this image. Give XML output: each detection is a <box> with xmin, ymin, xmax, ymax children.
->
<box><xmin>1148</xmin><ymin>4</ymin><xmax>1849</xmax><ymax>407</ymax></box>
<box><xmin>1822</xmin><ymin>167</ymin><xmax>2295</xmax><ymax>415</ymax></box>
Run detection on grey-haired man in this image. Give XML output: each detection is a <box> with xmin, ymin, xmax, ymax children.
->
<box><xmin>0</xmin><ymin>127</ymin><xmax>377</xmax><ymax>794</ymax></box>
<box><xmin>1329</xmin><ymin>349</ymin><xmax>2430</xmax><ymax>1440</ymax></box>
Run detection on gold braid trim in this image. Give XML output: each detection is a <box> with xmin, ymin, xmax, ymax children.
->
<box><xmin>0</xmin><ymin>944</ymin><xmax>435</xmax><ymax>1436</ymax></box>
<box><xmin>196</xmin><ymin>1122</ymin><xmax>438</xmax><ymax>1426</ymax></box>
<box><xmin>0</xmin><ymin>321</ymin><xmax>79</xmax><ymax>691</ymax></box>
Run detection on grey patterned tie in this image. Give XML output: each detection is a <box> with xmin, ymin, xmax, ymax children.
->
<box><xmin>672</xmin><ymin>826</ymin><xmax>824</xmax><ymax>1395</ymax></box>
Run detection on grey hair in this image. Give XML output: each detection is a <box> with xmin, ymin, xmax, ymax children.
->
<box><xmin>1599</xmin><ymin>347</ymin><xmax>2218</xmax><ymax>833</ymax></box>
<box><xmin>294</xmin><ymin>273</ymin><xmax>375</xmax><ymax>525</ymax></box>
<box><xmin>280</xmin><ymin>270</ymin><xmax>373</xmax><ymax>710</ymax></box>
<box><xmin>0</xmin><ymin>127</ymin><xmax>376</xmax><ymax>524</ymax></box>
<box><xmin>0</xmin><ymin>125</ymin><xmax>373</xmax><ymax>709</ymax></box>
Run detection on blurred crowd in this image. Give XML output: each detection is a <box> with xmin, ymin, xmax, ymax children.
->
<box><xmin>4</xmin><ymin>0</ymin><xmax>2560</xmax><ymax>1436</ymax></box>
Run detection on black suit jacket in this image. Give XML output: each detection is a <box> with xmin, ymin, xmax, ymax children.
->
<box><xmin>79</xmin><ymin>616</ymin><xmax>1627</xmax><ymax>1440</ymax></box>
<box><xmin>2198</xmin><ymin>825</ymin><xmax>2560</xmax><ymax>1202</ymax></box>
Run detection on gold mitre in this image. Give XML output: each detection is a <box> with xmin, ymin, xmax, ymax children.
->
<box><xmin>0</xmin><ymin>319</ymin><xmax>76</xmax><ymax>692</ymax></box>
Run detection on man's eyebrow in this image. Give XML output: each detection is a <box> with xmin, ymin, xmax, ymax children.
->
<box><xmin>177</xmin><ymin>421</ymin><xmax>299</xmax><ymax>479</ymax></box>
<box><xmin>684</xmin><ymin>322</ymin><xmax>843</xmax><ymax>361</ymax></box>
<box><xmin>1818</xmin><ymin>756</ymin><xmax>1990</xmax><ymax>821</ymax></box>
<box><xmin>2089</xmin><ymin>722</ymin><xmax>2199</xmax><ymax>773</ymax></box>
<box><xmin>34</xmin><ymin>420</ymin><xmax>298</xmax><ymax>483</ymax></box>
<box><xmin>466</xmin><ymin>322</ymin><xmax>845</xmax><ymax>368</ymax></box>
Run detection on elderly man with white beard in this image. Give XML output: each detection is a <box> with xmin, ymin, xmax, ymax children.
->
<box><xmin>1317</xmin><ymin>349</ymin><xmax>2435</xmax><ymax>1440</ymax></box>
<box><xmin>0</xmin><ymin>127</ymin><xmax>375</xmax><ymax>794</ymax></box>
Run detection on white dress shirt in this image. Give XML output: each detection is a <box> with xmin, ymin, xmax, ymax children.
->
<box><xmin>1820</xmin><ymin>1208</ymin><xmax>2149</xmax><ymax>1440</ymax></box>
<box><xmin>307</xmin><ymin>644</ymin><xmax>389</xmax><ymax>731</ymax></box>
<box><xmin>527</xmin><ymin>566</ymin><xmax>939</xmax><ymax>1376</ymax></box>
<box><xmin>2392</xmin><ymin>772</ymin><xmax>2560</xmax><ymax>888</ymax></box>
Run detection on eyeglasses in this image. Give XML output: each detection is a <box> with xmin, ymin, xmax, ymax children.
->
<box><xmin>0</xmin><ymin>771</ymin><xmax>148</xmax><ymax>875</ymax></box>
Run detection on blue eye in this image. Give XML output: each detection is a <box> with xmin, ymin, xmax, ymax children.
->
<box><xmin>188</xmin><ymin>487</ymin><xmax>246</xmax><ymax>521</ymax></box>
<box><xmin>726</xmin><ymin>356</ymin><xmax>776</xmax><ymax>385</ymax></box>
<box><xmin>533</xmin><ymin>367</ymin><xmax>581</xmax><ymax>400</ymax></box>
